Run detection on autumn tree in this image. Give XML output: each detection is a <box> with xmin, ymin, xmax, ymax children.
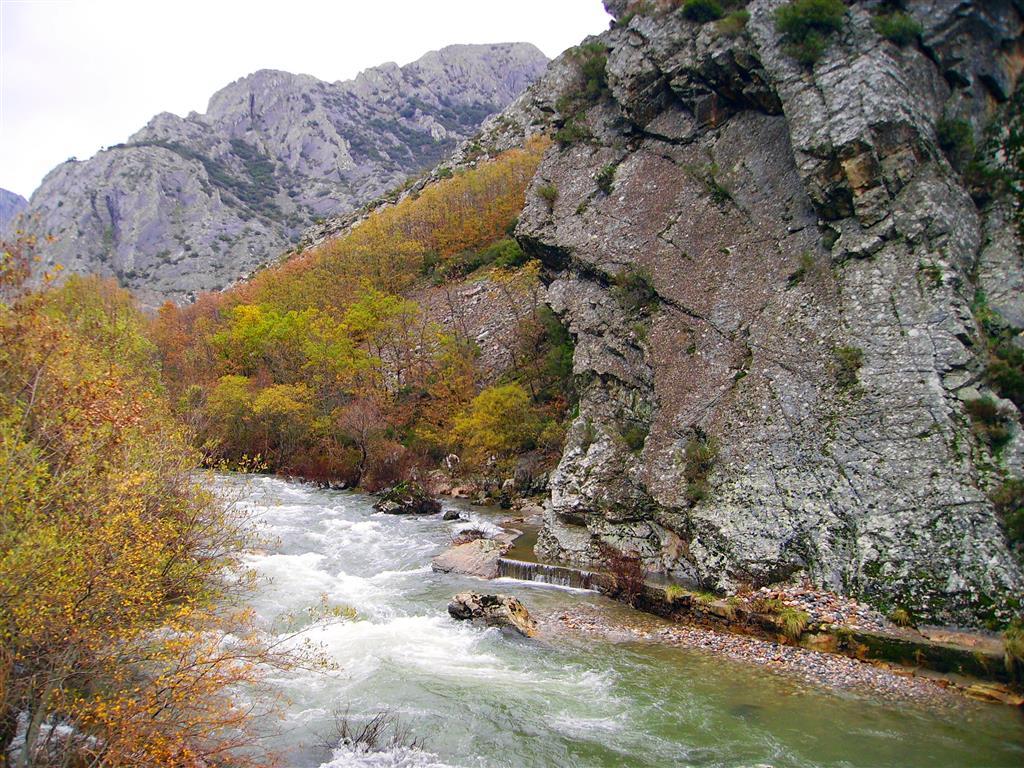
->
<box><xmin>0</xmin><ymin>277</ymin><xmax>329</xmax><ymax>766</ymax></box>
<box><xmin>450</xmin><ymin>383</ymin><xmax>543</xmax><ymax>469</ymax></box>
<box><xmin>335</xmin><ymin>398</ymin><xmax>384</xmax><ymax>486</ymax></box>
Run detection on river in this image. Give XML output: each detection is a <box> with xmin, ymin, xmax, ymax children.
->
<box><xmin>220</xmin><ymin>474</ymin><xmax>1024</xmax><ymax>768</ymax></box>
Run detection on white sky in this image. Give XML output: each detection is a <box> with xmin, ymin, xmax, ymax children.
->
<box><xmin>0</xmin><ymin>0</ymin><xmax>611</xmax><ymax>198</ymax></box>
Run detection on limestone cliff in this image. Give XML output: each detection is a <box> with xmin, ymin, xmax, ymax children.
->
<box><xmin>12</xmin><ymin>43</ymin><xmax>548</xmax><ymax>306</ymax></box>
<box><xmin>512</xmin><ymin>0</ymin><xmax>1023</xmax><ymax>625</ymax></box>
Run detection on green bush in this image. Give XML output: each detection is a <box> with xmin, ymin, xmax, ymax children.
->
<box><xmin>988</xmin><ymin>342</ymin><xmax>1024</xmax><ymax>409</ymax></box>
<box><xmin>936</xmin><ymin>117</ymin><xmax>975</xmax><ymax>169</ymax></box>
<box><xmin>684</xmin><ymin>432</ymin><xmax>719</xmax><ymax>504</ymax></box>
<box><xmin>756</xmin><ymin>598</ymin><xmax>809</xmax><ymax>641</ymax></box>
<box><xmin>717</xmin><ymin>9</ymin><xmax>751</xmax><ymax>36</ymax></box>
<box><xmin>612</xmin><ymin>266</ymin><xmax>659</xmax><ymax>315</ymax></box>
<box><xmin>574</xmin><ymin>42</ymin><xmax>610</xmax><ymax>103</ymax></box>
<box><xmin>622</xmin><ymin>423</ymin><xmax>649</xmax><ymax>452</ymax></box>
<box><xmin>439</xmin><ymin>238</ymin><xmax>527</xmax><ymax>278</ymax></box>
<box><xmin>664</xmin><ymin>584</ymin><xmax>688</xmax><ymax>603</ymax></box>
<box><xmin>554</xmin><ymin>117</ymin><xmax>592</xmax><ymax>146</ymax></box>
<box><xmin>972</xmin><ymin>290</ymin><xmax>1024</xmax><ymax>410</ymax></box>
<box><xmin>596</xmin><ymin>163</ymin><xmax>617</xmax><ymax>194</ymax></box>
<box><xmin>889</xmin><ymin>607</ymin><xmax>915</xmax><ymax>628</ymax></box>
<box><xmin>964</xmin><ymin>396</ymin><xmax>1013</xmax><ymax>449</ymax></box>
<box><xmin>537</xmin><ymin>183</ymin><xmax>559</xmax><ymax>211</ymax></box>
<box><xmin>774</xmin><ymin>0</ymin><xmax>847</xmax><ymax>65</ymax></box>
<box><xmin>991</xmin><ymin>479</ymin><xmax>1024</xmax><ymax>549</ymax></box>
<box><xmin>778</xmin><ymin>606</ymin><xmax>810</xmax><ymax>641</ymax></box>
<box><xmin>487</xmin><ymin>238</ymin><xmax>528</xmax><ymax>269</ymax></box>
<box><xmin>554</xmin><ymin>42</ymin><xmax>608</xmax><ymax>148</ymax></box>
<box><xmin>833</xmin><ymin>345</ymin><xmax>864</xmax><ymax>389</ymax></box>
<box><xmin>872</xmin><ymin>11</ymin><xmax>922</xmax><ymax>46</ymax></box>
<box><xmin>682</xmin><ymin>0</ymin><xmax>723</xmax><ymax>23</ymax></box>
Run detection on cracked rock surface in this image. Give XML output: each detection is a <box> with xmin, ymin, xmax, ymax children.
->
<box><xmin>516</xmin><ymin>0</ymin><xmax>1023</xmax><ymax>625</ymax></box>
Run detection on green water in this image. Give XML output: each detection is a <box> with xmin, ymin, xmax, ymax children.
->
<box><xmin>223</xmin><ymin>474</ymin><xmax>1024</xmax><ymax>768</ymax></box>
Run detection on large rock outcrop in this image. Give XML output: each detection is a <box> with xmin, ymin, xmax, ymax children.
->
<box><xmin>516</xmin><ymin>0</ymin><xmax>1023</xmax><ymax>625</ymax></box>
<box><xmin>11</xmin><ymin>44</ymin><xmax>548</xmax><ymax>306</ymax></box>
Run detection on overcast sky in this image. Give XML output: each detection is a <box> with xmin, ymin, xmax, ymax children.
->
<box><xmin>0</xmin><ymin>0</ymin><xmax>611</xmax><ymax>199</ymax></box>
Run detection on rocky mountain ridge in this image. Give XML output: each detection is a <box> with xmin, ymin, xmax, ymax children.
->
<box><xmin>0</xmin><ymin>189</ymin><xmax>27</xmax><ymax>230</ymax></box>
<box><xmin>9</xmin><ymin>43</ymin><xmax>548</xmax><ymax>306</ymax></box>
<box><xmin>497</xmin><ymin>0</ymin><xmax>1023</xmax><ymax>625</ymax></box>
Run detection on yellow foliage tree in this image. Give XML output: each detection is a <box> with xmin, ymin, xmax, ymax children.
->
<box><xmin>450</xmin><ymin>383</ymin><xmax>542</xmax><ymax>469</ymax></box>
<box><xmin>0</xmin><ymin>278</ymin><xmax>324</xmax><ymax>766</ymax></box>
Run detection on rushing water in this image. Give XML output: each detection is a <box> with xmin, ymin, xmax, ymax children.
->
<box><xmin>221</xmin><ymin>474</ymin><xmax>1024</xmax><ymax>768</ymax></box>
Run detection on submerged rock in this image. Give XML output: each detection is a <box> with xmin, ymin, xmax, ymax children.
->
<box><xmin>447</xmin><ymin>592</ymin><xmax>537</xmax><ymax>637</ymax></box>
<box><xmin>373</xmin><ymin>482</ymin><xmax>442</xmax><ymax>515</ymax></box>
<box><xmin>432</xmin><ymin>538</ymin><xmax>510</xmax><ymax>579</ymax></box>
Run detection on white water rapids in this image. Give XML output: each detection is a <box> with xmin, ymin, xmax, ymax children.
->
<box><xmin>222</xmin><ymin>474</ymin><xmax>1024</xmax><ymax>768</ymax></box>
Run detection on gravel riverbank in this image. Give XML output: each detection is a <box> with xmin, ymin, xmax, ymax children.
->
<box><xmin>549</xmin><ymin>604</ymin><xmax>966</xmax><ymax>708</ymax></box>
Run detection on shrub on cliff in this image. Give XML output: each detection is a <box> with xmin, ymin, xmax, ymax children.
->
<box><xmin>682</xmin><ymin>0</ymin><xmax>723</xmax><ymax>23</ymax></box>
<box><xmin>992</xmin><ymin>479</ymin><xmax>1024</xmax><ymax>549</ymax></box>
<box><xmin>684</xmin><ymin>432</ymin><xmax>719</xmax><ymax>503</ymax></box>
<box><xmin>537</xmin><ymin>182</ymin><xmax>559</xmax><ymax>211</ymax></box>
<box><xmin>612</xmin><ymin>266</ymin><xmax>659</xmax><ymax>315</ymax></box>
<box><xmin>774</xmin><ymin>0</ymin><xmax>847</xmax><ymax>65</ymax></box>
<box><xmin>872</xmin><ymin>10</ymin><xmax>922</xmax><ymax>46</ymax></box>
<box><xmin>964</xmin><ymin>396</ymin><xmax>1013</xmax><ymax>449</ymax></box>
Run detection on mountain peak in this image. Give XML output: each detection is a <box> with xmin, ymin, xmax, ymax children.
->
<box><xmin>9</xmin><ymin>43</ymin><xmax>548</xmax><ymax>306</ymax></box>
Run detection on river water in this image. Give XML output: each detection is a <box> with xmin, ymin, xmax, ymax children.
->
<box><xmin>221</xmin><ymin>474</ymin><xmax>1024</xmax><ymax>768</ymax></box>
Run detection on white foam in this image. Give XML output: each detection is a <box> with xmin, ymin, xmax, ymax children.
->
<box><xmin>318</xmin><ymin>746</ymin><xmax>455</xmax><ymax>768</ymax></box>
<box><xmin>453</xmin><ymin>518</ymin><xmax>503</xmax><ymax>538</ymax></box>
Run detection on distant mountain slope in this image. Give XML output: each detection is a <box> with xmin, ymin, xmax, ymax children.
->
<box><xmin>0</xmin><ymin>189</ymin><xmax>27</xmax><ymax>230</ymax></box>
<box><xmin>12</xmin><ymin>43</ymin><xmax>548</xmax><ymax>306</ymax></box>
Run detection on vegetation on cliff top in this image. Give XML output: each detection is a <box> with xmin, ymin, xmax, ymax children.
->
<box><xmin>774</xmin><ymin>0</ymin><xmax>847</xmax><ymax>65</ymax></box>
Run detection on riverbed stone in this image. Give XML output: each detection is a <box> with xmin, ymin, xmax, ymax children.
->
<box><xmin>432</xmin><ymin>538</ymin><xmax>510</xmax><ymax>579</ymax></box>
<box><xmin>447</xmin><ymin>592</ymin><xmax>538</xmax><ymax>637</ymax></box>
<box><xmin>373</xmin><ymin>482</ymin><xmax>442</xmax><ymax>515</ymax></box>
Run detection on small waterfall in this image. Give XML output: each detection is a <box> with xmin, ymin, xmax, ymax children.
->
<box><xmin>498</xmin><ymin>558</ymin><xmax>600</xmax><ymax>591</ymax></box>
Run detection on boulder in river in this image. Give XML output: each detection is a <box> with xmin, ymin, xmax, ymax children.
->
<box><xmin>442</xmin><ymin>509</ymin><xmax>462</xmax><ymax>521</ymax></box>
<box><xmin>373</xmin><ymin>481</ymin><xmax>442</xmax><ymax>515</ymax></box>
<box><xmin>447</xmin><ymin>592</ymin><xmax>537</xmax><ymax>637</ymax></box>
<box><xmin>431</xmin><ymin>538</ymin><xmax>509</xmax><ymax>578</ymax></box>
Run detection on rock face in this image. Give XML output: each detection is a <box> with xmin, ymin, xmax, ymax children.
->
<box><xmin>373</xmin><ymin>482</ymin><xmax>442</xmax><ymax>515</ymax></box>
<box><xmin>12</xmin><ymin>44</ymin><xmax>548</xmax><ymax>306</ymax></box>
<box><xmin>432</xmin><ymin>538</ymin><xmax>511</xmax><ymax>579</ymax></box>
<box><xmin>514</xmin><ymin>0</ymin><xmax>1024</xmax><ymax>625</ymax></box>
<box><xmin>447</xmin><ymin>592</ymin><xmax>538</xmax><ymax>636</ymax></box>
<box><xmin>0</xmin><ymin>189</ymin><xmax>27</xmax><ymax>230</ymax></box>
